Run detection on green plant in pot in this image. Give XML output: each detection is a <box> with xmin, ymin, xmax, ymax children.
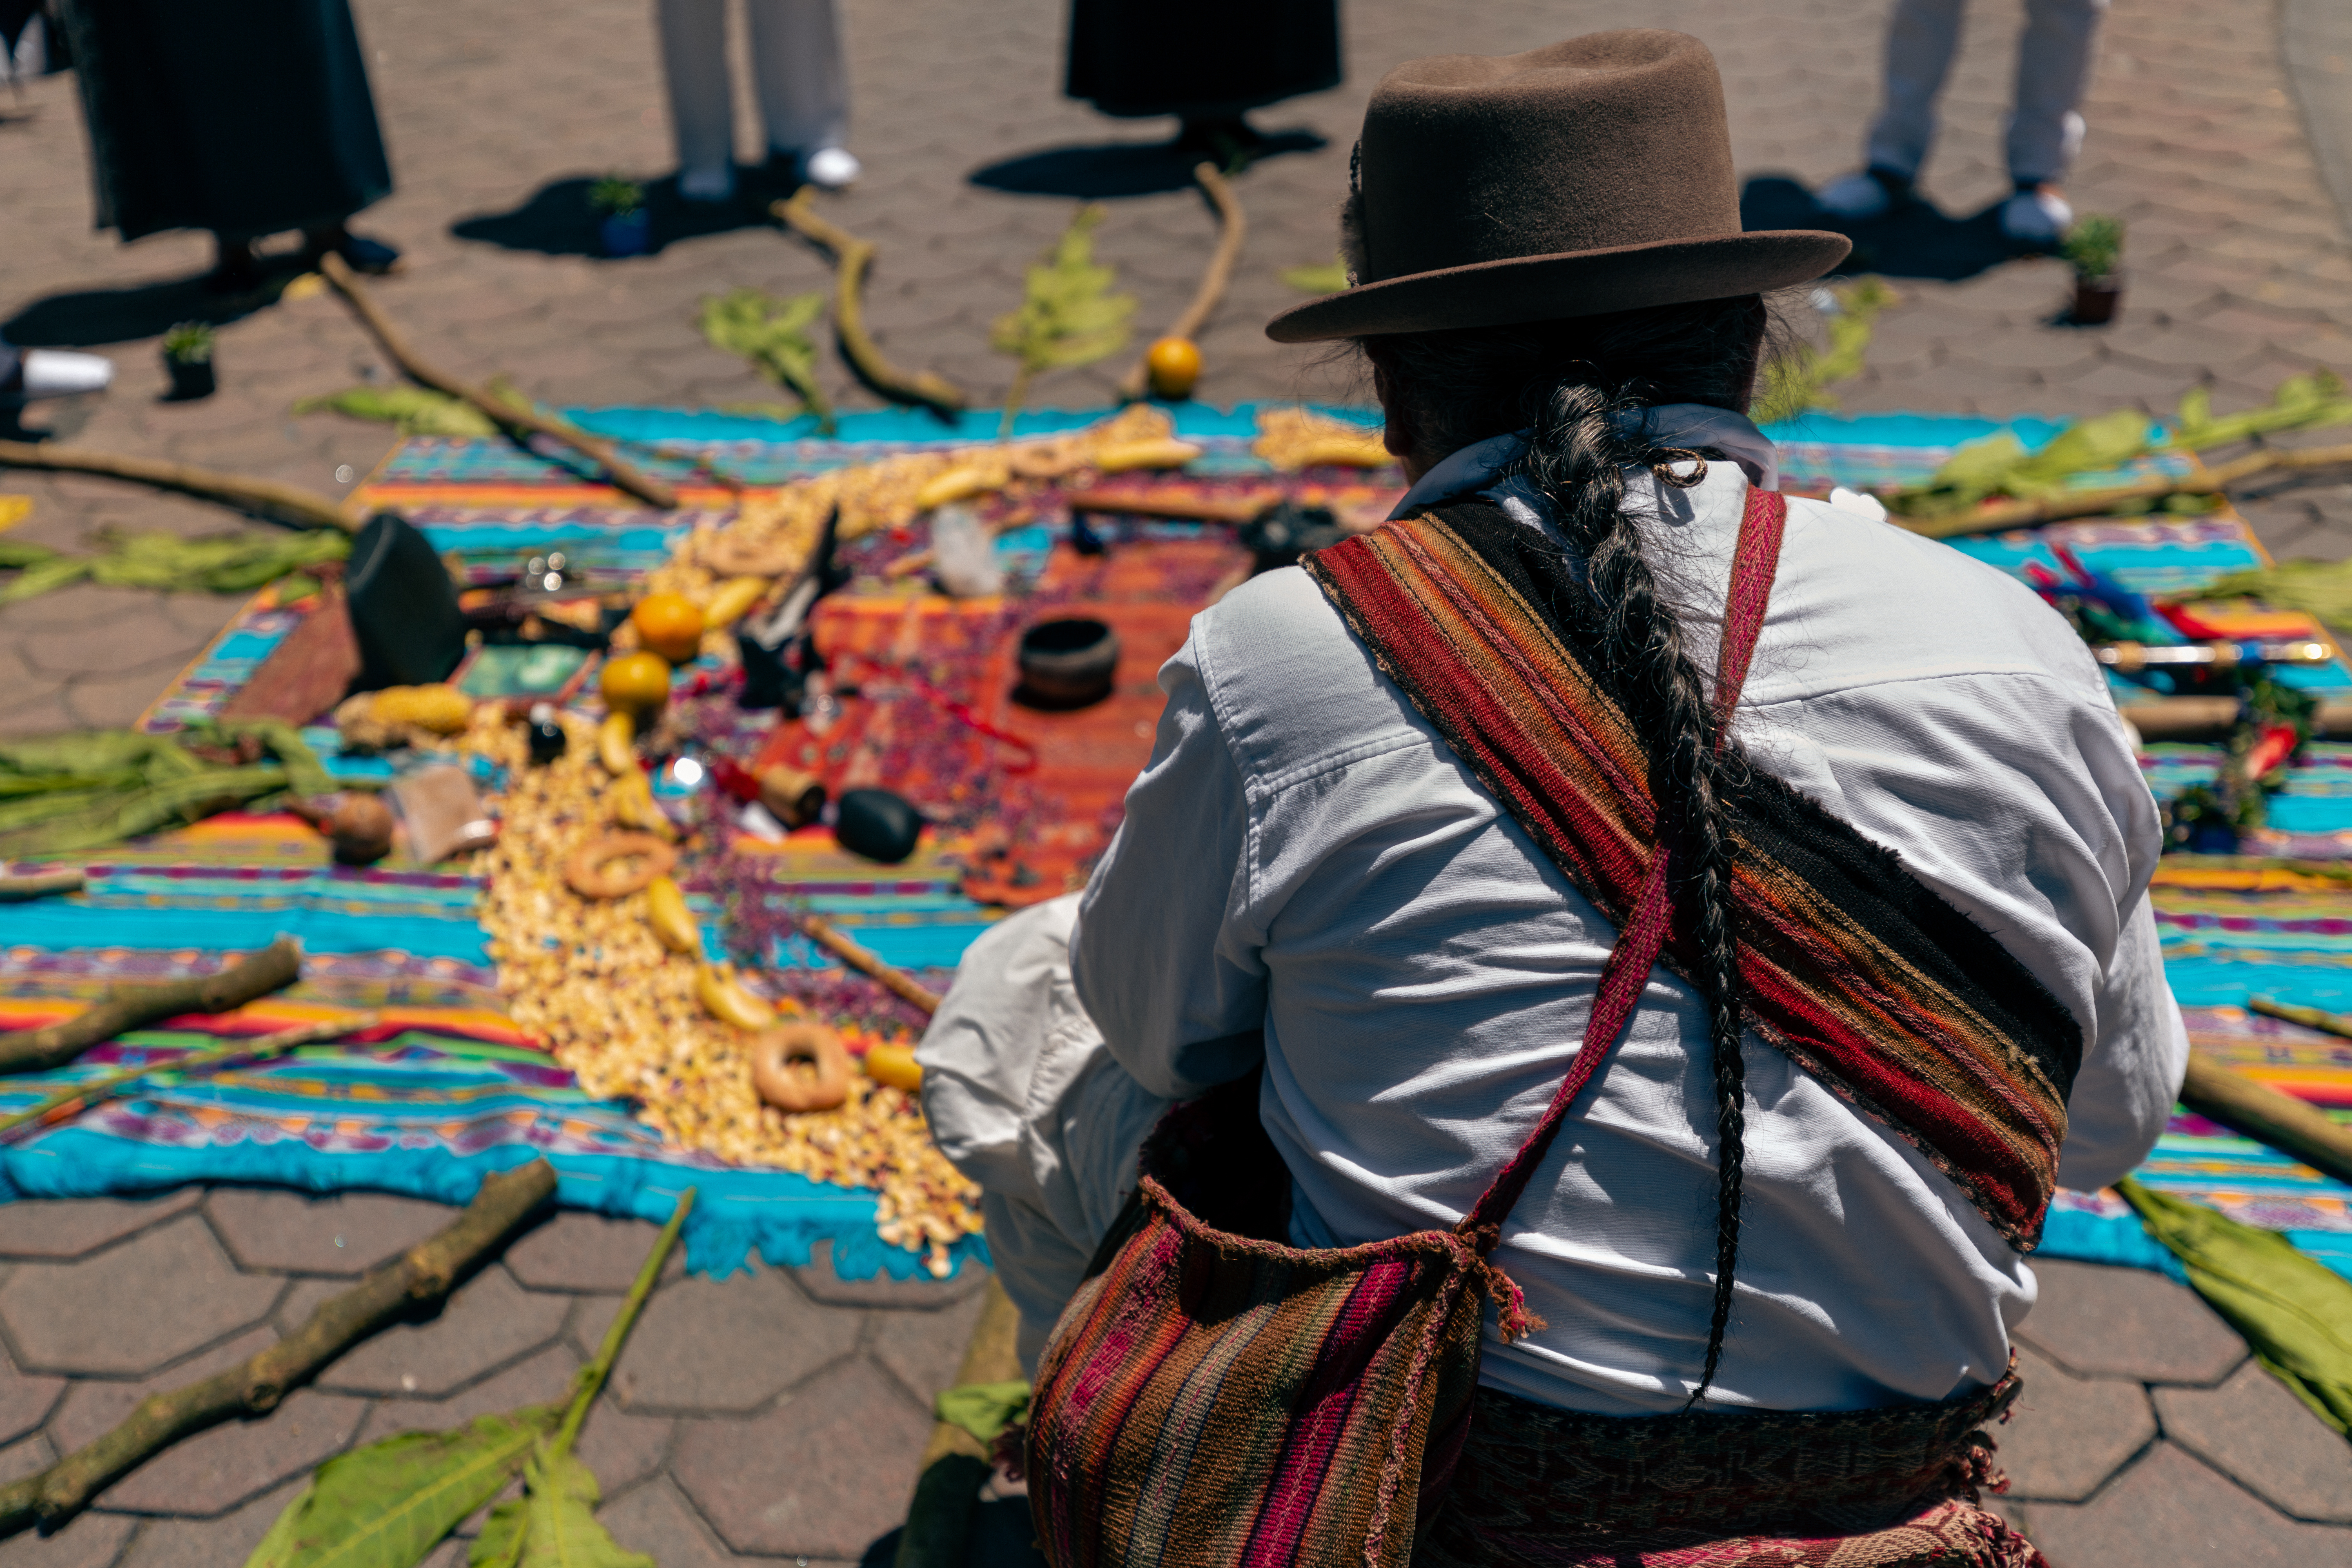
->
<box><xmin>160</xmin><ymin>321</ymin><xmax>216</xmax><ymax>400</ymax></box>
<box><xmin>590</xmin><ymin>175</ymin><xmax>651</xmax><ymax>258</ymax></box>
<box><xmin>2060</xmin><ymin>214</ymin><xmax>2125</xmax><ymax>326</ymax></box>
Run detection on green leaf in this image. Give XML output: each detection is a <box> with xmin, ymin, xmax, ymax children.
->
<box><xmin>0</xmin><ymin>555</ymin><xmax>93</xmax><ymax>603</ymax></box>
<box><xmin>294</xmin><ymin>386</ymin><xmax>501</xmax><ymax>437</ymax></box>
<box><xmin>2203</xmin><ymin>557</ymin><xmax>2352</xmax><ymax>633</ymax></box>
<box><xmin>1280</xmin><ymin>258</ymin><xmax>1350</xmax><ymax>294</ymax></box>
<box><xmin>934</xmin><ymin>1379</ymin><xmax>1030</xmax><ymax>1445</ymax></box>
<box><xmin>2166</xmin><ymin>370</ymin><xmax>2352</xmax><ymax>452</ymax></box>
<box><xmin>698</xmin><ymin>288</ymin><xmax>834</xmax><ymax>433</ymax></box>
<box><xmin>244</xmin><ymin>1404</ymin><xmax>562</xmax><ymax>1568</ymax></box>
<box><xmin>470</xmin><ymin>1446</ymin><xmax>651</xmax><ymax>1568</ymax></box>
<box><xmin>991</xmin><ymin>205</ymin><xmax>1136</xmax><ymax>394</ymax></box>
<box><xmin>1751</xmin><ymin>276</ymin><xmax>1898</xmax><ymax>423</ymax></box>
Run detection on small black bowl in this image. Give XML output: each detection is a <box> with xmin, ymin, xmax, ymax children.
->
<box><xmin>1015</xmin><ymin>617</ymin><xmax>1120</xmax><ymax>710</ymax></box>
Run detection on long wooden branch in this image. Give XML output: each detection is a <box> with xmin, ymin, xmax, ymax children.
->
<box><xmin>2179</xmin><ymin>1052</ymin><xmax>2352</xmax><ymax>1189</ymax></box>
<box><xmin>0</xmin><ymin>1158</ymin><xmax>557</xmax><ymax>1536</ymax></box>
<box><xmin>798</xmin><ymin>914</ymin><xmax>942</xmax><ymax>1015</ymax></box>
<box><xmin>0</xmin><ymin>870</ymin><xmax>84</xmax><ymax>902</ymax></box>
<box><xmin>0</xmin><ymin>939</ymin><xmax>301</xmax><ymax>1076</ymax></box>
<box><xmin>317</xmin><ymin>254</ymin><xmax>679</xmax><ymax>509</ymax></box>
<box><xmin>1116</xmin><ymin>163</ymin><xmax>1247</xmax><ymax>402</ymax></box>
<box><xmin>0</xmin><ymin>1013</ymin><xmax>371</xmax><ymax>1136</ymax></box>
<box><xmin>774</xmin><ymin>191</ymin><xmax>968</xmax><ymax>417</ymax></box>
<box><xmin>0</xmin><ymin>441</ymin><xmax>355</xmax><ymax>532</ymax></box>
<box><xmin>1063</xmin><ymin>486</ymin><xmax>1274</xmax><ymax>526</ymax></box>
<box><xmin>1893</xmin><ymin>441</ymin><xmax>2352</xmax><ymax>538</ymax></box>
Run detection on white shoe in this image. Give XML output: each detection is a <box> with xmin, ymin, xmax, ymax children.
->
<box><xmin>0</xmin><ymin>347</ymin><xmax>115</xmax><ymax>401</ymax></box>
<box><xmin>678</xmin><ymin>165</ymin><xmax>735</xmax><ymax>204</ymax></box>
<box><xmin>1817</xmin><ymin>169</ymin><xmax>1902</xmax><ymax>219</ymax></box>
<box><xmin>803</xmin><ymin>146</ymin><xmax>861</xmax><ymax>190</ymax></box>
<box><xmin>2000</xmin><ymin>186</ymin><xmax>2073</xmax><ymax>247</ymax></box>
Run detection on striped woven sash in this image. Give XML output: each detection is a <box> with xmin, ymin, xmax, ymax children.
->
<box><xmin>1302</xmin><ymin>492</ymin><xmax>2082</xmax><ymax>1248</ymax></box>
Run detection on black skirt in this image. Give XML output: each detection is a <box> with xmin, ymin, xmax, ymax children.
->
<box><xmin>1065</xmin><ymin>0</ymin><xmax>1341</xmax><ymax>120</ymax></box>
<box><xmin>56</xmin><ymin>0</ymin><xmax>392</xmax><ymax>242</ymax></box>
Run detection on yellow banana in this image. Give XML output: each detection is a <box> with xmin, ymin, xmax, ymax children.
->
<box><xmin>863</xmin><ymin>1043</ymin><xmax>923</xmax><ymax>1092</ymax></box>
<box><xmin>914</xmin><ymin>460</ymin><xmax>1010</xmax><ymax>512</ymax></box>
<box><xmin>696</xmin><ymin>963</ymin><xmax>776</xmax><ymax>1031</ymax></box>
<box><xmin>702</xmin><ymin>575</ymin><xmax>770</xmax><ymax>628</ymax></box>
<box><xmin>606</xmin><ymin>769</ymin><xmax>676</xmax><ymax>840</ymax></box>
<box><xmin>1090</xmin><ymin>438</ymin><xmax>1204</xmax><ymax>474</ymax></box>
<box><xmin>598</xmin><ymin>711</ymin><xmax>636</xmax><ymax>775</ymax></box>
<box><xmin>644</xmin><ymin>875</ymin><xmax>700</xmax><ymax>956</ymax></box>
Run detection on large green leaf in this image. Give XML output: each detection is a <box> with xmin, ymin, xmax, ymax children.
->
<box><xmin>245</xmin><ymin>1404</ymin><xmax>562</xmax><ymax>1568</ymax></box>
<box><xmin>989</xmin><ymin>205</ymin><xmax>1135</xmax><ymax>377</ymax></box>
<box><xmin>295</xmin><ymin>385</ymin><xmax>502</xmax><ymax>437</ymax></box>
<box><xmin>469</xmin><ymin>1446</ymin><xmax>651</xmax><ymax>1568</ymax></box>
<box><xmin>697</xmin><ymin>288</ymin><xmax>833</xmax><ymax>431</ymax></box>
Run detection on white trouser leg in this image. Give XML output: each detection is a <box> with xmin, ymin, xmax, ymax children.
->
<box><xmin>1863</xmin><ymin>0</ymin><xmax>1968</xmax><ymax>180</ymax></box>
<box><xmin>2007</xmin><ymin>0</ymin><xmax>2107</xmax><ymax>185</ymax></box>
<box><xmin>745</xmin><ymin>0</ymin><xmax>849</xmax><ymax>156</ymax></box>
<box><xmin>656</xmin><ymin>0</ymin><xmax>735</xmax><ymax>182</ymax></box>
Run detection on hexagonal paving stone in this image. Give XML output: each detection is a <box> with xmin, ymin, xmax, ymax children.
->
<box><xmin>0</xmin><ymin>1191</ymin><xmax>203</xmax><ymax>1261</ymax></box>
<box><xmin>2022</xmin><ymin>1442</ymin><xmax>2352</xmax><ymax>1566</ymax></box>
<box><xmin>0</xmin><ymin>1216</ymin><xmax>281</xmax><ymax>1375</ymax></box>
<box><xmin>597</xmin><ymin>1476</ymin><xmax>750</xmax><ymax>1568</ymax></box>
<box><xmin>503</xmin><ymin>1210</ymin><xmax>681</xmax><ymax>1294</ymax></box>
<box><xmin>0</xmin><ymin>1510</ymin><xmax>136</xmax><ymax>1568</ymax></box>
<box><xmin>603</xmin><ymin>1270</ymin><xmax>862</xmax><ymax>1414</ymax></box>
<box><xmin>205</xmin><ymin>1188</ymin><xmax>454</xmax><ymax>1276</ymax></box>
<box><xmin>318</xmin><ymin>1265</ymin><xmax>568</xmax><ymax>1397</ymax></box>
<box><xmin>0</xmin><ymin>1435</ymin><xmax>55</xmax><ymax>1486</ymax></box>
<box><xmin>792</xmin><ymin>1242</ymin><xmax>989</xmax><ymax>1310</ymax></box>
<box><xmin>672</xmin><ymin>1359</ymin><xmax>933</xmax><ymax>1559</ymax></box>
<box><xmin>350</xmin><ymin>1341</ymin><xmax>580</xmax><ymax>1444</ymax></box>
<box><xmin>0</xmin><ymin>1345</ymin><xmax>66</xmax><ymax>1449</ymax></box>
<box><xmin>2015</xmin><ymin>1260</ymin><xmax>2247</xmax><ymax>1385</ymax></box>
<box><xmin>2154</xmin><ymin>1361</ymin><xmax>2352</xmax><ymax>1523</ymax></box>
<box><xmin>869</xmin><ymin>1286</ymin><xmax>989</xmax><ymax>1409</ymax></box>
<box><xmin>1999</xmin><ymin>1346</ymin><xmax>2158</xmax><ymax>1502</ymax></box>
<box><xmin>111</xmin><ymin>1477</ymin><xmax>309</xmax><ymax>1568</ymax></box>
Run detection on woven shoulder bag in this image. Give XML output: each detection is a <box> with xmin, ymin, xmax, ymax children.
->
<box><xmin>1020</xmin><ymin>488</ymin><xmax>1788</xmax><ymax>1568</ymax></box>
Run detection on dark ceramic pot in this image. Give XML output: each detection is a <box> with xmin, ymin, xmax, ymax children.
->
<box><xmin>164</xmin><ymin>354</ymin><xmax>215</xmax><ymax>400</ymax></box>
<box><xmin>600</xmin><ymin>209</ymin><xmax>652</xmax><ymax>258</ymax></box>
<box><xmin>1015</xmin><ymin>617</ymin><xmax>1120</xmax><ymax>709</ymax></box>
<box><xmin>2071</xmin><ymin>273</ymin><xmax>2123</xmax><ymax>326</ymax></box>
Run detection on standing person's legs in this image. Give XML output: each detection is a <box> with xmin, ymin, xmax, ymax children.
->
<box><xmin>1998</xmin><ymin>0</ymin><xmax>2105</xmax><ymax>243</ymax></box>
<box><xmin>1821</xmin><ymin>0</ymin><xmax>1969</xmax><ymax>218</ymax></box>
<box><xmin>745</xmin><ymin>0</ymin><xmax>857</xmax><ymax>187</ymax></box>
<box><xmin>656</xmin><ymin>0</ymin><xmax>737</xmax><ymax>201</ymax></box>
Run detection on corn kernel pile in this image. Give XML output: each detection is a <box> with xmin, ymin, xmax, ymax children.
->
<box><xmin>465</xmin><ymin>711</ymin><xmax>982</xmax><ymax>1276</ymax></box>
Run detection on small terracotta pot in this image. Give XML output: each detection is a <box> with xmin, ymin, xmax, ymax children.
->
<box><xmin>2071</xmin><ymin>273</ymin><xmax>2123</xmax><ymax>326</ymax></box>
<box><xmin>164</xmin><ymin>354</ymin><xmax>215</xmax><ymax>400</ymax></box>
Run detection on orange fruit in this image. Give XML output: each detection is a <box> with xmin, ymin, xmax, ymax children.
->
<box><xmin>599</xmin><ymin>650</ymin><xmax>673</xmax><ymax>716</ymax></box>
<box><xmin>1145</xmin><ymin>337</ymin><xmax>1202</xmax><ymax>400</ymax></box>
<box><xmin>630</xmin><ymin>592</ymin><xmax>706</xmax><ymax>664</ymax></box>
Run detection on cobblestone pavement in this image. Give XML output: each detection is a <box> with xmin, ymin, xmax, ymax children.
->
<box><xmin>3</xmin><ymin>1</ymin><xmax>2352</xmax><ymax>1564</ymax></box>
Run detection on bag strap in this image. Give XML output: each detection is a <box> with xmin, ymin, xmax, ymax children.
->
<box><xmin>1456</xmin><ymin>485</ymin><xmax>1787</xmax><ymax>1245</ymax></box>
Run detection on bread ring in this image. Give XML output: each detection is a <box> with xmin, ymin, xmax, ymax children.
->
<box><xmin>750</xmin><ymin>1023</ymin><xmax>853</xmax><ymax>1114</ymax></box>
<box><xmin>563</xmin><ymin>832</ymin><xmax>678</xmax><ymax>899</ymax></box>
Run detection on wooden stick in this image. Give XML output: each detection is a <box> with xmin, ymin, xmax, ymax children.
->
<box><xmin>1062</xmin><ymin>487</ymin><xmax>1274</xmax><ymax>526</ymax></box>
<box><xmin>0</xmin><ymin>1158</ymin><xmax>557</xmax><ymax>1536</ymax></box>
<box><xmin>2249</xmin><ymin>996</ymin><xmax>2352</xmax><ymax>1040</ymax></box>
<box><xmin>1892</xmin><ymin>442</ymin><xmax>2352</xmax><ymax>538</ymax></box>
<box><xmin>774</xmin><ymin>190</ymin><xmax>968</xmax><ymax>418</ymax></box>
<box><xmin>798</xmin><ymin>914</ymin><xmax>942</xmax><ymax>1015</ymax></box>
<box><xmin>2178</xmin><ymin>1051</ymin><xmax>2352</xmax><ymax>1189</ymax></box>
<box><xmin>0</xmin><ymin>939</ymin><xmax>301</xmax><ymax>1076</ymax></box>
<box><xmin>0</xmin><ymin>1013</ymin><xmax>373</xmax><ymax>1136</ymax></box>
<box><xmin>1116</xmin><ymin>163</ymin><xmax>1247</xmax><ymax>402</ymax></box>
<box><xmin>0</xmin><ymin>441</ymin><xmax>355</xmax><ymax>533</ymax></box>
<box><xmin>317</xmin><ymin>254</ymin><xmax>679</xmax><ymax>510</ymax></box>
<box><xmin>0</xmin><ymin>869</ymin><xmax>83</xmax><ymax>902</ymax></box>
<box><xmin>894</xmin><ymin>1279</ymin><xmax>1020</xmax><ymax>1568</ymax></box>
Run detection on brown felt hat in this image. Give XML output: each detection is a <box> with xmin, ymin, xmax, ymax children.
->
<box><xmin>1265</xmin><ymin>31</ymin><xmax>1850</xmax><ymax>343</ymax></box>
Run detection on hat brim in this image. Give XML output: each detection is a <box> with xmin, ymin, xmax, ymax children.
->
<box><xmin>1264</xmin><ymin>229</ymin><xmax>1853</xmax><ymax>343</ymax></box>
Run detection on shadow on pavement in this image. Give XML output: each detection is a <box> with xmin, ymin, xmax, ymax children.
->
<box><xmin>452</xmin><ymin>171</ymin><xmax>795</xmax><ymax>257</ymax></box>
<box><xmin>970</xmin><ymin>128</ymin><xmax>1325</xmax><ymax>198</ymax></box>
<box><xmin>859</xmin><ymin>1498</ymin><xmax>1049</xmax><ymax>1566</ymax></box>
<box><xmin>1741</xmin><ymin>175</ymin><xmax>2027</xmax><ymax>282</ymax></box>
<box><xmin>2</xmin><ymin>268</ymin><xmax>291</xmax><ymax>348</ymax></box>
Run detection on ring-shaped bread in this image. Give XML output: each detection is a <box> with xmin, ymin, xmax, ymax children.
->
<box><xmin>563</xmin><ymin>831</ymin><xmax>678</xmax><ymax>899</ymax></box>
<box><xmin>749</xmin><ymin>1022</ymin><xmax>853</xmax><ymax>1114</ymax></box>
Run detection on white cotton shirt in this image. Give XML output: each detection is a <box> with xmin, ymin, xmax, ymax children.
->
<box><xmin>1067</xmin><ymin>412</ymin><xmax>2187</xmax><ymax>1417</ymax></box>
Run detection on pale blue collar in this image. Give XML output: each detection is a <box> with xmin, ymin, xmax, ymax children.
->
<box><xmin>1387</xmin><ymin>404</ymin><xmax>1780</xmax><ymax>520</ymax></box>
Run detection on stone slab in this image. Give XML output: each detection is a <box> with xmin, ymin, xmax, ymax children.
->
<box><xmin>111</xmin><ymin>1478</ymin><xmax>310</xmax><ymax>1567</ymax></box>
<box><xmin>1999</xmin><ymin>1347</ymin><xmax>2158</xmax><ymax>1503</ymax></box>
<box><xmin>2015</xmin><ymin>1260</ymin><xmax>2247</xmax><ymax>1386</ymax></box>
<box><xmin>600</xmin><ymin>1270</ymin><xmax>862</xmax><ymax>1415</ymax></box>
<box><xmin>2154</xmin><ymin>1360</ymin><xmax>2352</xmax><ymax>1523</ymax></box>
<box><xmin>866</xmin><ymin>1286</ymin><xmax>989</xmax><ymax>1411</ymax></box>
<box><xmin>0</xmin><ymin>1193</ymin><xmax>205</xmax><ymax>1263</ymax></box>
<box><xmin>2023</xmin><ymin>1441</ymin><xmax>2350</xmax><ymax>1566</ymax></box>
<box><xmin>317</xmin><ymin>1265</ymin><xmax>570</xmax><ymax>1397</ymax></box>
<box><xmin>503</xmin><ymin>1211</ymin><xmax>679</xmax><ymax>1294</ymax></box>
<box><xmin>0</xmin><ymin>1216</ymin><xmax>280</xmax><ymax>1376</ymax></box>
<box><xmin>792</xmin><ymin>1242</ymin><xmax>989</xmax><ymax>1310</ymax></box>
<box><xmin>0</xmin><ymin>1512</ymin><xmax>137</xmax><ymax>1568</ymax></box>
<box><xmin>204</xmin><ymin>1188</ymin><xmax>456</xmax><ymax>1276</ymax></box>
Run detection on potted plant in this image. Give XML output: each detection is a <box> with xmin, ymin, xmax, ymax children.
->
<box><xmin>2061</xmin><ymin>214</ymin><xmax>2124</xmax><ymax>326</ymax></box>
<box><xmin>160</xmin><ymin>321</ymin><xmax>216</xmax><ymax>400</ymax></box>
<box><xmin>590</xmin><ymin>176</ymin><xmax>650</xmax><ymax>258</ymax></box>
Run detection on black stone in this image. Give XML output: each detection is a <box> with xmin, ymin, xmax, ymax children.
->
<box><xmin>834</xmin><ymin>788</ymin><xmax>923</xmax><ymax>864</ymax></box>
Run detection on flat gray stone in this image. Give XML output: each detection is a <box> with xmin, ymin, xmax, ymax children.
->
<box><xmin>2155</xmin><ymin>1360</ymin><xmax>2352</xmax><ymax>1523</ymax></box>
<box><xmin>0</xmin><ymin>1435</ymin><xmax>55</xmax><ymax>1487</ymax></box>
<box><xmin>2023</xmin><ymin>1441</ymin><xmax>2352</xmax><ymax>1566</ymax></box>
<box><xmin>0</xmin><ymin>1216</ymin><xmax>280</xmax><ymax>1376</ymax></box>
<box><xmin>671</xmin><ymin>1359</ymin><xmax>932</xmax><ymax>1559</ymax></box>
<box><xmin>597</xmin><ymin>1476</ymin><xmax>747</xmax><ymax>1568</ymax></box>
<box><xmin>601</xmin><ymin>1270</ymin><xmax>861</xmax><ymax>1415</ymax></box>
<box><xmin>1998</xmin><ymin>1346</ymin><xmax>2158</xmax><ymax>1503</ymax></box>
<box><xmin>0</xmin><ymin>1192</ymin><xmax>205</xmax><ymax>1261</ymax></box>
<box><xmin>112</xmin><ymin>1478</ymin><xmax>309</xmax><ymax>1567</ymax></box>
<box><xmin>350</xmin><ymin>1341</ymin><xmax>580</xmax><ymax>1445</ymax></box>
<box><xmin>792</xmin><ymin>1241</ymin><xmax>988</xmax><ymax>1309</ymax></box>
<box><xmin>503</xmin><ymin>1211</ymin><xmax>679</xmax><ymax>1294</ymax></box>
<box><xmin>868</xmin><ymin>1286</ymin><xmax>989</xmax><ymax>1412</ymax></box>
<box><xmin>204</xmin><ymin>1188</ymin><xmax>456</xmax><ymax>1276</ymax></box>
<box><xmin>0</xmin><ymin>1512</ymin><xmax>137</xmax><ymax>1568</ymax></box>
<box><xmin>0</xmin><ymin>1345</ymin><xmax>66</xmax><ymax>1449</ymax></box>
<box><xmin>318</xmin><ymin>1265</ymin><xmax>568</xmax><ymax>1397</ymax></box>
<box><xmin>2016</xmin><ymin>1260</ymin><xmax>2247</xmax><ymax>1385</ymax></box>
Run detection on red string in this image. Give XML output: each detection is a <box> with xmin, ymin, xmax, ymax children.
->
<box><xmin>836</xmin><ymin>654</ymin><xmax>1040</xmax><ymax>774</ymax></box>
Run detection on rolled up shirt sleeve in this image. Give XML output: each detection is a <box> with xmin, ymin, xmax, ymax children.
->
<box><xmin>1071</xmin><ymin>628</ymin><xmax>1267</xmax><ymax>1099</ymax></box>
<box><xmin>2054</xmin><ymin>889</ymin><xmax>2187</xmax><ymax>1190</ymax></box>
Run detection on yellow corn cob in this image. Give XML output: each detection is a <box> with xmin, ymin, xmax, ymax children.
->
<box><xmin>696</xmin><ymin>963</ymin><xmax>776</xmax><ymax>1030</ymax></box>
<box><xmin>863</xmin><ymin>1043</ymin><xmax>923</xmax><ymax>1091</ymax></box>
<box><xmin>703</xmin><ymin>575</ymin><xmax>770</xmax><ymax>628</ymax></box>
<box><xmin>1090</xmin><ymin>438</ymin><xmax>1204</xmax><ymax>474</ymax></box>
<box><xmin>644</xmin><ymin>874</ymin><xmax>700</xmax><ymax>955</ymax></box>
<box><xmin>368</xmin><ymin>684</ymin><xmax>474</xmax><ymax>735</ymax></box>
<box><xmin>598</xmin><ymin>712</ymin><xmax>636</xmax><ymax>775</ymax></box>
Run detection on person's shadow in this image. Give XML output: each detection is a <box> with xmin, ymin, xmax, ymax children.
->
<box><xmin>1741</xmin><ymin>175</ymin><xmax>2028</xmax><ymax>281</ymax></box>
<box><xmin>969</xmin><ymin>128</ymin><xmax>1325</xmax><ymax>198</ymax></box>
<box><xmin>2</xmin><ymin>263</ymin><xmax>304</xmax><ymax>349</ymax></box>
<box><xmin>450</xmin><ymin>171</ymin><xmax>790</xmax><ymax>257</ymax></box>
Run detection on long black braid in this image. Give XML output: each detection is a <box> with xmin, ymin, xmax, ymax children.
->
<box><xmin>1359</xmin><ymin>294</ymin><xmax>1779</xmax><ymax>1403</ymax></box>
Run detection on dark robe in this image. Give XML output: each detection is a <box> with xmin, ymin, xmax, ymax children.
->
<box><xmin>1065</xmin><ymin>0</ymin><xmax>1340</xmax><ymax>120</ymax></box>
<box><xmin>55</xmin><ymin>0</ymin><xmax>392</xmax><ymax>242</ymax></box>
